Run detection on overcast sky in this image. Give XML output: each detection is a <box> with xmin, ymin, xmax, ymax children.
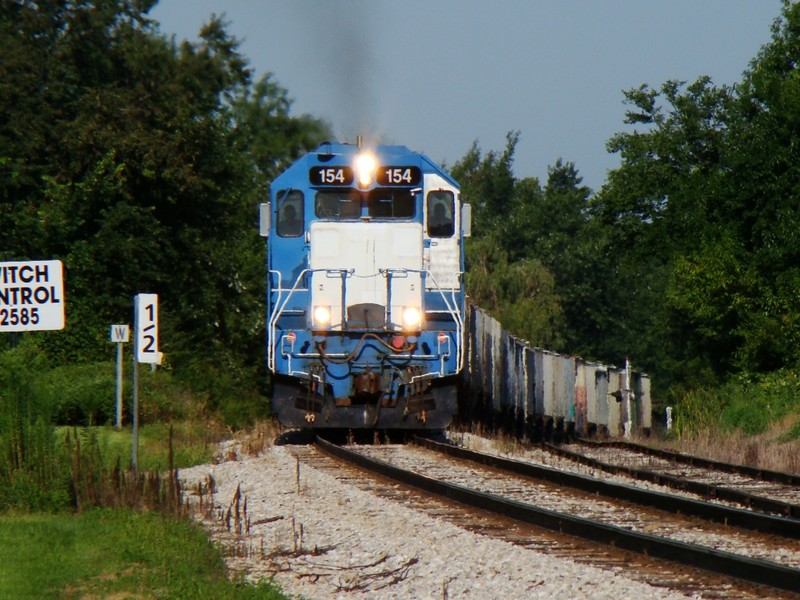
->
<box><xmin>151</xmin><ymin>1</ymin><xmax>782</xmax><ymax>192</ymax></box>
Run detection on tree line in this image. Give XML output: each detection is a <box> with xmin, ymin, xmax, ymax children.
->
<box><xmin>3</xmin><ymin>1</ymin><xmax>800</xmax><ymax>405</ymax></box>
<box><xmin>1</xmin><ymin>0</ymin><xmax>329</xmax><ymax>403</ymax></box>
<box><xmin>455</xmin><ymin>2</ymin><xmax>800</xmax><ymax>399</ymax></box>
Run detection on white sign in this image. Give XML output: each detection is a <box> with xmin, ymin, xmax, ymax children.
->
<box><xmin>110</xmin><ymin>324</ymin><xmax>130</xmax><ymax>343</ymax></box>
<box><xmin>135</xmin><ymin>293</ymin><xmax>161</xmax><ymax>364</ymax></box>
<box><xmin>0</xmin><ymin>260</ymin><xmax>65</xmax><ymax>332</ymax></box>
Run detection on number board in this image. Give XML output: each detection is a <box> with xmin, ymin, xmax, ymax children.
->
<box><xmin>0</xmin><ymin>259</ymin><xmax>65</xmax><ymax>331</ymax></box>
<box><xmin>377</xmin><ymin>166</ymin><xmax>421</xmax><ymax>186</ymax></box>
<box><xmin>309</xmin><ymin>166</ymin><xmax>354</xmax><ymax>185</ymax></box>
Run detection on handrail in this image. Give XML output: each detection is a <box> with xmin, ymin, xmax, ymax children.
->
<box><xmin>267</xmin><ymin>268</ymin><xmax>309</xmax><ymax>371</ymax></box>
<box><xmin>268</xmin><ymin>266</ymin><xmax>465</xmax><ymax>376</ymax></box>
<box><xmin>268</xmin><ymin>268</ymin><xmax>353</xmax><ymax>371</ymax></box>
<box><xmin>382</xmin><ymin>268</ymin><xmax>465</xmax><ymax>377</ymax></box>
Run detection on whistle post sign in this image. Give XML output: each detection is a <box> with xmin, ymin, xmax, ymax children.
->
<box><xmin>0</xmin><ymin>260</ymin><xmax>65</xmax><ymax>332</ymax></box>
<box><xmin>110</xmin><ymin>324</ymin><xmax>130</xmax><ymax>343</ymax></box>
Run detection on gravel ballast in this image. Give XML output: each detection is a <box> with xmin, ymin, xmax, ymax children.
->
<box><xmin>181</xmin><ymin>444</ymin><xmax>688</xmax><ymax>599</ymax></box>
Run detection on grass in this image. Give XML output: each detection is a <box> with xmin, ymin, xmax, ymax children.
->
<box><xmin>58</xmin><ymin>419</ymin><xmax>232</xmax><ymax>472</ymax></box>
<box><xmin>670</xmin><ymin>369</ymin><xmax>800</xmax><ymax>438</ymax></box>
<box><xmin>1</xmin><ymin>419</ymin><xmax>287</xmax><ymax>599</ymax></box>
<box><xmin>660</xmin><ymin>368</ymin><xmax>800</xmax><ymax>473</ymax></box>
<box><xmin>648</xmin><ymin>415</ymin><xmax>800</xmax><ymax>474</ymax></box>
<box><xmin>0</xmin><ymin>346</ymin><xmax>285</xmax><ymax>596</ymax></box>
<box><xmin>0</xmin><ymin>509</ymin><xmax>286</xmax><ymax>599</ymax></box>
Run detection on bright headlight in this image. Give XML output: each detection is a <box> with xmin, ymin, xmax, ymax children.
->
<box><xmin>313</xmin><ymin>305</ymin><xmax>331</xmax><ymax>326</ymax></box>
<box><xmin>355</xmin><ymin>152</ymin><xmax>377</xmax><ymax>187</ymax></box>
<box><xmin>402</xmin><ymin>306</ymin><xmax>422</xmax><ymax>328</ymax></box>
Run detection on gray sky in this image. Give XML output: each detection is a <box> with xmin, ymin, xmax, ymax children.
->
<box><xmin>151</xmin><ymin>1</ymin><xmax>781</xmax><ymax>192</ymax></box>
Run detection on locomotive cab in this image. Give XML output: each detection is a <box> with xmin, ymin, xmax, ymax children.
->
<box><xmin>262</xmin><ymin>142</ymin><xmax>469</xmax><ymax>430</ymax></box>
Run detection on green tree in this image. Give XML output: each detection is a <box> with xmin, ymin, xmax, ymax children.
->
<box><xmin>594</xmin><ymin>76</ymin><xmax>739</xmax><ymax>383</ymax></box>
<box><xmin>452</xmin><ymin>136</ymin><xmax>570</xmax><ymax>349</ymax></box>
<box><xmin>594</xmin><ymin>1</ymin><xmax>800</xmax><ymax>386</ymax></box>
<box><xmin>451</xmin><ymin>132</ymin><xmax>520</xmax><ymax>237</ymax></box>
<box><xmin>465</xmin><ymin>234</ymin><xmax>565</xmax><ymax>348</ymax></box>
<box><xmin>721</xmin><ymin>0</ymin><xmax>800</xmax><ymax>371</ymax></box>
<box><xmin>0</xmin><ymin>2</ymin><xmax>329</xmax><ymax>396</ymax></box>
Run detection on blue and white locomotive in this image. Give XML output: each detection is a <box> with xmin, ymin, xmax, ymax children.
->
<box><xmin>259</xmin><ymin>140</ymin><xmax>470</xmax><ymax>430</ymax></box>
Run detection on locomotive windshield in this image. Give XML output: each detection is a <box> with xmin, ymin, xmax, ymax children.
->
<box><xmin>314</xmin><ymin>189</ymin><xmax>416</xmax><ymax>220</ymax></box>
<box><xmin>315</xmin><ymin>191</ymin><xmax>361</xmax><ymax>219</ymax></box>
<box><xmin>367</xmin><ymin>189</ymin><xmax>415</xmax><ymax>218</ymax></box>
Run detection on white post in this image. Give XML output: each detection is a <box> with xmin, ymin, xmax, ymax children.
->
<box><xmin>110</xmin><ymin>324</ymin><xmax>130</xmax><ymax>430</ymax></box>
<box><xmin>116</xmin><ymin>342</ymin><xmax>123</xmax><ymax>429</ymax></box>
<box><xmin>623</xmin><ymin>356</ymin><xmax>632</xmax><ymax>439</ymax></box>
<box><xmin>131</xmin><ymin>354</ymin><xmax>139</xmax><ymax>473</ymax></box>
<box><xmin>131</xmin><ymin>294</ymin><xmax>160</xmax><ymax>474</ymax></box>
<box><xmin>666</xmin><ymin>406</ymin><xmax>673</xmax><ymax>431</ymax></box>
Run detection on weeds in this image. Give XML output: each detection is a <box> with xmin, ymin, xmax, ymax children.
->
<box><xmin>0</xmin><ymin>338</ymin><xmax>237</xmax><ymax>512</ymax></box>
<box><xmin>0</xmin><ymin>342</ymin><xmax>72</xmax><ymax>511</ymax></box>
<box><xmin>63</xmin><ymin>425</ymin><xmax>184</xmax><ymax>514</ymax></box>
<box><xmin>671</xmin><ymin>369</ymin><xmax>800</xmax><ymax>439</ymax></box>
<box><xmin>197</xmin><ymin>480</ymin><xmax>417</xmax><ymax>595</ymax></box>
<box><xmin>650</xmin><ymin>421</ymin><xmax>800</xmax><ymax>474</ymax></box>
<box><xmin>0</xmin><ymin>414</ymin><xmax>287</xmax><ymax>598</ymax></box>
<box><xmin>233</xmin><ymin>419</ymin><xmax>283</xmax><ymax>458</ymax></box>
<box><xmin>664</xmin><ymin>368</ymin><xmax>800</xmax><ymax>473</ymax></box>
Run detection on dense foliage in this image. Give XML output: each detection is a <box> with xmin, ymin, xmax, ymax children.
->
<box><xmin>455</xmin><ymin>3</ymin><xmax>800</xmax><ymax>404</ymax></box>
<box><xmin>594</xmin><ymin>1</ymin><xmax>800</xmax><ymax>390</ymax></box>
<box><xmin>0</xmin><ymin>0</ymin><xmax>329</xmax><ymax>399</ymax></box>
<box><xmin>0</xmin><ymin>343</ymin><xmax>71</xmax><ymax>511</ymax></box>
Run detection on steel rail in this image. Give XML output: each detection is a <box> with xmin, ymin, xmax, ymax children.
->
<box><xmin>544</xmin><ymin>441</ymin><xmax>800</xmax><ymax>519</ymax></box>
<box><xmin>314</xmin><ymin>437</ymin><xmax>800</xmax><ymax>594</ymax></box>
<box><xmin>413</xmin><ymin>436</ymin><xmax>800</xmax><ymax>539</ymax></box>
<box><xmin>576</xmin><ymin>438</ymin><xmax>800</xmax><ymax>486</ymax></box>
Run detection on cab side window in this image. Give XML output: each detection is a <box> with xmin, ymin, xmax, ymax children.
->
<box><xmin>427</xmin><ymin>191</ymin><xmax>454</xmax><ymax>237</ymax></box>
<box><xmin>277</xmin><ymin>190</ymin><xmax>304</xmax><ymax>237</ymax></box>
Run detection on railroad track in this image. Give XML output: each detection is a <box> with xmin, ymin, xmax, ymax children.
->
<box><xmin>546</xmin><ymin>438</ymin><xmax>800</xmax><ymax>518</ymax></box>
<box><xmin>314</xmin><ymin>436</ymin><xmax>800</xmax><ymax>597</ymax></box>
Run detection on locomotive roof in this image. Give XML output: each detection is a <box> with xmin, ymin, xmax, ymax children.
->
<box><xmin>271</xmin><ymin>141</ymin><xmax>459</xmax><ymax>189</ymax></box>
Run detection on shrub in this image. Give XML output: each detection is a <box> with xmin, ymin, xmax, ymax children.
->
<box><xmin>672</xmin><ymin>368</ymin><xmax>800</xmax><ymax>439</ymax></box>
<box><xmin>721</xmin><ymin>370</ymin><xmax>800</xmax><ymax>435</ymax></box>
<box><xmin>671</xmin><ymin>387</ymin><xmax>727</xmax><ymax>438</ymax></box>
<box><xmin>36</xmin><ymin>363</ymin><xmax>117</xmax><ymax>426</ymax></box>
<box><xmin>0</xmin><ymin>341</ymin><xmax>71</xmax><ymax>511</ymax></box>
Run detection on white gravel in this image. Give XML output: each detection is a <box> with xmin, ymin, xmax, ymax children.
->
<box><xmin>180</xmin><ymin>443</ymin><xmax>689</xmax><ymax>600</ymax></box>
